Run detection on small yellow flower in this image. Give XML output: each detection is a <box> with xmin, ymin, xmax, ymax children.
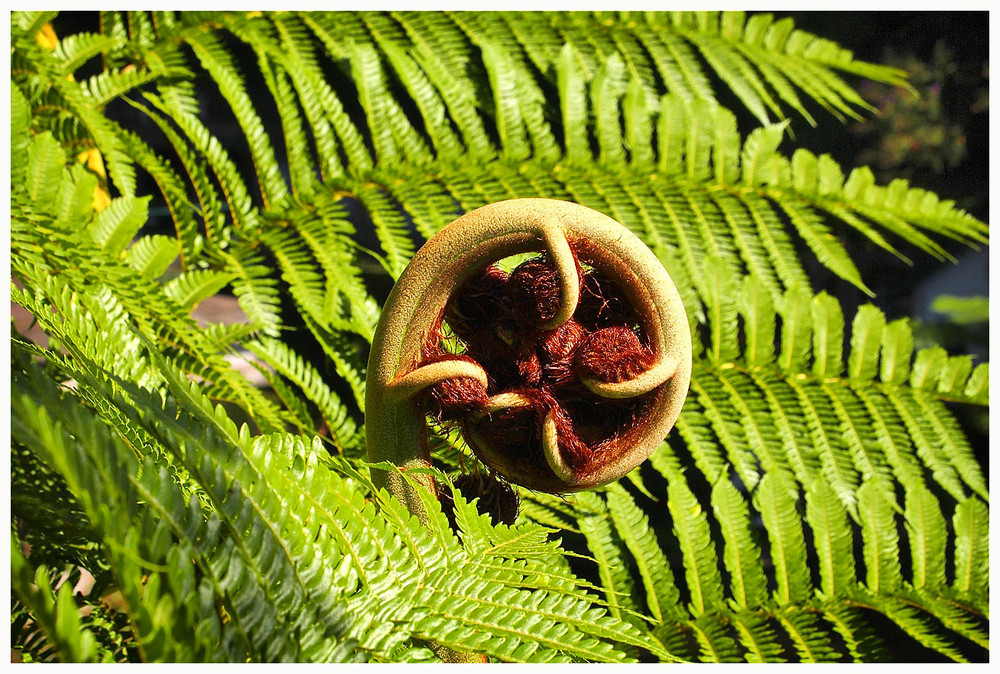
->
<box><xmin>92</xmin><ymin>186</ymin><xmax>112</xmax><ymax>212</ymax></box>
<box><xmin>35</xmin><ymin>24</ymin><xmax>58</xmax><ymax>51</ymax></box>
<box><xmin>77</xmin><ymin>148</ymin><xmax>107</xmax><ymax>179</ymax></box>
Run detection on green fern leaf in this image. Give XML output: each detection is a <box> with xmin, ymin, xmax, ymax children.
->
<box><xmin>711</xmin><ymin>475</ymin><xmax>768</xmax><ymax>608</ymax></box>
<box><xmin>730</xmin><ymin>608</ymin><xmax>785</xmax><ymax>662</ymax></box>
<box><xmin>605</xmin><ymin>483</ymin><xmax>684</xmax><ymax>622</ymax></box>
<box><xmin>27</xmin><ymin>133</ymin><xmax>68</xmax><ymax>204</ymax></box>
<box><xmin>857</xmin><ymin>480</ymin><xmax>903</xmax><ymax>594</ymax></box>
<box><xmin>903</xmin><ymin>482</ymin><xmax>947</xmax><ymax>590</ymax></box>
<box><xmin>163</xmin><ymin>270</ymin><xmax>236</xmax><ymax>312</ymax></box>
<box><xmin>810</xmin><ymin>291</ymin><xmax>845</xmax><ymax>377</ymax></box>
<box><xmin>952</xmin><ymin>497</ymin><xmax>988</xmax><ymax>599</ymax></box>
<box><xmin>125</xmin><ymin>235</ymin><xmax>180</xmax><ymax>279</ymax></box>
<box><xmin>90</xmin><ymin>195</ymin><xmax>152</xmax><ymax>255</ymax></box>
<box><xmin>804</xmin><ymin>476</ymin><xmax>856</xmax><ymax>598</ymax></box>
<box><xmin>572</xmin><ymin>491</ymin><xmax>640</xmax><ymax>622</ymax></box>
<box><xmin>754</xmin><ymin>472</ymin><xmax>811</xmax><ymax>604</ymax></box>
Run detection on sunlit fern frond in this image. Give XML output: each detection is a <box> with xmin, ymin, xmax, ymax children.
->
<box><xmin>10</xmin><ymin>9</ymin><xmax>987</xmax><ymax>662</ymax></box>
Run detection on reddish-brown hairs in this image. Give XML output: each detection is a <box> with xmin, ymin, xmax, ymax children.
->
<box><xmin>419</xmin><ymin>244</ymin><xmax>663</xmax><ymax>491</ymax></box>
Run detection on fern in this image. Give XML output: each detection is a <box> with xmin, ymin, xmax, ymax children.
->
<box><xmin>11</xmin><ymin>10</ymin><xmax>987</xmax><ymax>663</ymax></box>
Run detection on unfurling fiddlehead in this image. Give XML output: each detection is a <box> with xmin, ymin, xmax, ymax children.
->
<box><xmin>366</xmin><ymin>198</ymin><xmax>692</xmax><ymax>520</ymax></box>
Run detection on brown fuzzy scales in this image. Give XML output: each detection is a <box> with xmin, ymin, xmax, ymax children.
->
<box><xmin>417</xmin><ymin>354</ymin><xmax>489</xmax><ymax>421</ymax></box>
<box><xmin>507</xmin><ymin>254</ymin><xmax>583</xmax><ymax>327</ymax></box>
<box><xmin>537</xmin><ymin>319</ymin><xmax>589</xmax><ymax>387</ymax></box>
<box><xmin>423</xmin><ymin>248</ymin><xmax>664</xmax><ymax>489</ymax></box>
<box><xmin>576</xmin><ymin>271</ymin><xmax>641</xmax><ymax>330</ymax></box>
<box><xmin>574</xmin><ymin>326</ymin><xmax>657</xmax><ymax>383</ymax></box>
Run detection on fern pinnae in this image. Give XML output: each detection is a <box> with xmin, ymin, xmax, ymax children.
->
<box><xmin>856</xmin><ymin>591</ymin><xmax>970</xmax><ymax>662</ymax></box>
<box><xmin>699</xmin><ymin>257</ymin><xmax>740</xmax><ymax>363</ymax></box>
<box><xmin>719</xmin><ymin>368</ymin><xmax>795</xmax><ymax>479</ymax></box>
<box><xmin>605</xmin><ymin>483</ymin><xmax>685</xmax><ymax>623</ymax></box>
<box><xmin>884</xmin><ymin>388</ymin><xmax>968</xmax><ymax>502</ymax></box>
<box><xmin>690</xmin><ymin>612</ymin><xmax>741</xmax><ymax>662</ymax></box>
<box><xmin>952</xmin><ymin>497</ymin><xmax>988</xmax><ymax>599</ymax></box>
<box><xmin>474</xmin><ymin>38</ymin><xmax>531</xmax><ymax>164</ymax></box>
<box><xmin>605</xmin><ymin>23</ymin><xmax>660</xmax><ymax>107</ymax></box>
<box><xmin>161</xmin><ymin>269</ymin><xmax>235</xmax><ymax>312</ymax></box>
<box><xmin>673</xmin><ymin>411</ymin><xmax>728</xmax><ymax>486</ymax></box>
<box><xmin>903</xmin><ymin>589</ymin><xmax>989</xmax><ymax>651</ymax></box>
<box><xmin>572</xmin><ymin>491</ymin><xmax>641</xmax><ymax>623</ymax></box>
<box><xmin>808</xmin><ymin>292</ymin><xmax>844</xmax><ymax>377</ymax></box>
<box><xmin>848</xmin><ymin>305</ymin><xmax>886</xmax><ymax>381</ymax></box>
<box><xmin>730</xmin><ymin>609</ymin><xmax>785</xmax><ymax>662</ymax></box>
<box><xmin>903</xmin><ymin>481</ymin><xmax>948</xmax><ymax>590</ymax></box>
<box><xmin>913</xmin><ymin>391</ymin><xmax>986</xmax><ymax>499</ymax></box>
<box><xmin>242</xmin><ymin>26</ymin><xmax>328</xmax><ymax>191</ymax></box>
<box><xmin>140</xmin><ymin>92</ymin><xmax>254</xmax><ymax>235</ymax></box>
<box><xmin>775</xmin><ymin>608</ymin><xmax>841</xmax><ymax>662</ymax></box>
<box><xmin>10</xmin><ymin>543</ymin><xmax>100</xmax><ymax>663</ymax></box>
<box><xmin>90</xmin><ymin>194</ymin><xmax>151</xmax><ymax>256</ymax></box>
<box><xmin>935</xmin><ymin>355</ymin><xmax>975</xmax><ymax>399</ymax></box>
<box><xmin>183</xmin><ymin>28</ymin><xmax>287</xmax><ymax>209</ymax></box>
<box><xmin>52</xmin><ymin>30</ymin><xmax>118</xmax><ymax>74</ymax></box>
<box><xmin>879</xmin><ymin>317</ymin><xmax>915</xmax><ymax>385</ymax></box>
<box><xmin>257</xmin><ymin>225</ymin><xmax>326</xmax><ymax>321</ymax></box>
<box><xmin>754</xmin><ymin>472</ymin><xmax>811</xmax><ymax>605</ymax></box>
<box><xmin>658</xmin><ymin>27</ymin><xmax>719</xmax><ymax>103</ymax></box>
<box><xmin>777</xmin><ymin>284</ymin><xmax>813</xmax><ymax>372</ymax></box>
<box><xmin>779</xmin><ymin>200</ymin><xmax>873</xmax><ymax>297</ymax></box>
<box><xmin>824</xmin><ymin>382</ymin><xmax>896</xmax><ymax>492</ymax></box>
<box><xmin>738</xmin><ymin>121</ymin><xmax>787</xmax><ymax>188</ymax></box>
<box><xmin>125</xmin><ymin>234</ymin><xmax>180</xmax><ymax>279</ymax></box>
<box><xmin>121</xmin><ymin>99</ymin><xmax>220</xmax><ymax>253</ymax></box>
<box><xmin>265</xmin><ymin>14</ymin><xmax>341</xmax><ymax>167</ymax></box>
<box><xmin>244</xmin><ymin>337</ymin><xmax>358</xmax><ymax>448</ymax></box>
<box><xmin>556</xmin><ymin>43</ymin><xmax>589</xmax><ymax>165</ymax></box>
<box><xmin>219</xmin><ymin>247</ymin><xmax>282</xmax><ymax>337</ymax></box>
<box><xmin>301</xmin><ymin>314</ymin><xmax>367</xmax><ymax>413</ymax></box>
<box><xmin>82</xmin><ymin>66</ymin><xmax>166</xmax><ymax>108</ymax></box>
<box><xmin>353</xmin><ymin>183</ymin><xmax>416</xmax><ymax>279</ymax></box>
<box><xmin>689</xmin><ymin>374</ymin><xmax>761</xmax><ymax>490</ymax></box>
<box><xmin>739</xmin><ymin>190</ymin><xmax>814</xmax><ymax>293</ymax></box>
<box><xmin>709</xmin><ymin>191</ymin><xmax>782</xmax><ymax>298</ymax></box>
<box><xmin>710</xmin><ymin>474</ymin><xmax>768</xmax><ymax>608</ymax></box>
<box><xmin>804</xmin><ymin>477</ymin><xmax>857</xmax><ymax>599</ymax></box>
<box><xmin>589</xmin><ymin>54</ymin><xmax>628</xmax><ymax>166</ymax></box>
<box><xmin>851</xmin><ymin>386</ymin><xmax>926</xmax><ymax>491</ymax></box>
<box><xmin>856</xmin><ymin>480</ymin><xmax>903</xmax><ymax>594</ymax></box>
<box><xmin>665</xmin><ymin>471</ymin><xmax>726</xmax><ymax>617</ymax></box>
<box><xmin>48</xmin><ymin>75</ymin><xmax>138</xmax><ymax>197</ymax></box>
<box><xmin>656</xmin><ymin>93</ymin><xmax>689</xmax><ymax>175</ymax></box>
<box><xmin>736</xmin><ymin>51</ymin><xmax>817</xmax><ymax>126</ymax></box>
<box><xmin>910</xmin><ymin>345</ymin><xmax>950</xmax><ymax>391</ymax></box>
<box><xmin>380</xmin><ymin>41</ymin><xmax>463</xmax><ymax>160</ymax></box>
<box><xmin>685</xmin><ymin>29</ymin><xmax>777</xmax><ymax>126</ymax></box>
<box><xmin>752</xmin><ymin>370</ymin><xmax>819</xmax><ymax>486</ymax></box>
<box><xmin>684</xmin><ymin>189</ymin><xmax>744</xmax><ymax>286</ymax></box>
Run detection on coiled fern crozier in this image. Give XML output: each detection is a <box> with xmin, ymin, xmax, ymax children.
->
<box><xmin>10</xmin><ymin>10</ymin><xmax>988</xmax><ymax>663</ymax></box>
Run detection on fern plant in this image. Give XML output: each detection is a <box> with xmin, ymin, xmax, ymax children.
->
<box><xmin>10</xmin><ymin>10</ymin><xmax>988</xmax><ymax>662</ymax></box>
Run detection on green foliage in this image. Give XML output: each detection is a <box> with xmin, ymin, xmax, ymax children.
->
<box><xmin>10</xmin><ymin>10</ymin><xmax>988</xmax><ymax>663</ymax></box>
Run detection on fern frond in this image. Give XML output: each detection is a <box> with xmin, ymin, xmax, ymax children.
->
<box><xmin>605</xmin><ymin>483</ymin><xmax>685</xmax><ymax>622</ymax></box>
<box><xmin>710</xmin><ymin>475</ymin><xmax>768</xmax><ymax>608</ymax></box>
<box><xmin>10</xmin><ymin>541</ymin><xmax>100</xmax><ymax>663</ymax></box>
<box><xmin>804</xmin><ymin>477</ymin><xmax>857</xmax><ymax>598</ymax></box>
<box><xmin>244</xmin><ymin>337</ymin><xmax>359</xmax><ymax>451</ymax></box>
<box><xmin>754</xmin><ymin>473</ymin><xmax>811</xmax><ymax>605</ymax></box>
<box><xmin>952</xmin><ymin>497</ymin><xmax>989</xmax><ymax>601</ymax></box>
<box><xmin>571</xmin><ymin>491</ymin><xmax>641</xmax><ymax>622</ymax></box>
